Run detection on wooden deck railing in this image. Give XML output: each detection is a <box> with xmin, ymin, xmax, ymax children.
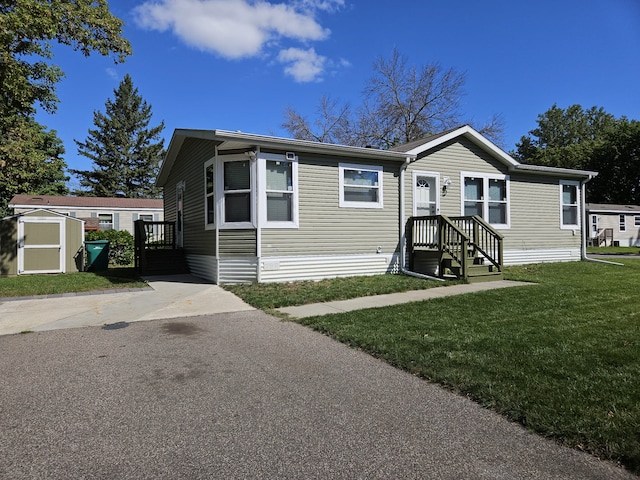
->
<box><xmin>408</xmin><ymin>215</ymin><xmax>503</xmax><ymax>277</ymax></box>
<box><xmin>134</xmin><ymin>220</ymin><xmax>177</xmax><ymax>271</ymax></box>
<box><xmin>450</xmin><ymin>215</ymin><xmax>503</xmax><ymax>270</ymax></box>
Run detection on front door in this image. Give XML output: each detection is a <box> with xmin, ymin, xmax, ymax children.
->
<box><xmin>412</xmin><ymin>172</ymin><xmax>440</xmax><ymax>245</ymax></box>
<box><xmin>18</xmin><ymin>217</ymin><xmax>64</xmax><ymax>274</ymax></box>
<box><xmin>176</xmin><ymin>183</ymin><xmax>185</xmax><ymax>248</ymax></box>
<box><xmin>413</xmin><ymin>172</ymin><xmax>439</xmax><ymax>216</ymax></box>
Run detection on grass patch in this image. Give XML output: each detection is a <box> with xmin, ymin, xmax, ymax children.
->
<box><xmin>0</xmin><ymin>267</ymin><xmax>147</xmax><ymax>298</ymax></box>
<box><xmin>588</xmin><ymin>246</ymin><xmax>640</xmax><ymax>255</ymax></box>
<box><xmin>228</xmin><ymin>261</ymin><xmax>640</xmax><ymax>474</ymax></box>
<box><xmin>223</xmin><ymin>274</ymin><xmax>462</xmax><ymax>309</ymax></box>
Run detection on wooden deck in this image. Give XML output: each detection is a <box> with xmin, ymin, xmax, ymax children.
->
<box><xmin>134</xmin><ymin>220</ymin><xmax>189</xmax><ymax>275</ymax></box>
<box><xmin>407</xmin><ymin>215</ymin><xmax>503</xmax><ymax>282</ymax></box>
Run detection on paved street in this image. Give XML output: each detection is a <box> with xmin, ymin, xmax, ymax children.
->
<box><xmin>0</xmin><ymin>310</ymin><xmax>633</xmax><ymax>479</ymax></box>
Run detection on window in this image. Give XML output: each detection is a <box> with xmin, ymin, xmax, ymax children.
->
<box><xmin>560</xmin><ymin>181</ymin><xmax>579</xmax><ymax>229</ymax></box>
<box><xmin>98</xmin><ymin>213</ymin><xmax>113</xmax><ymax>231</ymax></box>
<box><xmin>139</xmin><ymin>214</ymin><xmax>153</xmax><ymax>222</ymax></box>
<box><xmin>461</xmin><ymin>173</ymin><xmax>509</xmax><ymax>228</ymax></box>
<box><xmin>204</xmin><ymin>159</ymin><xmax>215</xmax><ymax>228</ymax></box>
<box><xmin>635</xmin><ymin>216</ymin><xmax>640</xmax><ymax>227</ymax></box>
<box><xmin>339</xmin><ymin>163</ymin><xmax>383</xmax><ymax>208</ymax></box>
<box><xmin>223</xmin><ymin>159</ymin><xmax>252</xmax><ymax>224</ymax></box>
<box><xmin>262</xmin><ymin>153</ymin><xmax>298</xmax><ymax>227</ymax></box>
<box><xmin>620</xmin><ymin>214</ymin><xmax>626</xmax><ymax>232</ymax></box>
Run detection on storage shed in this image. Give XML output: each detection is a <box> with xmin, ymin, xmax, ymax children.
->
<box><xmin>0</xmin><ymin>209</ymin><xmax>84</xmax><ymax>276</ymax></box>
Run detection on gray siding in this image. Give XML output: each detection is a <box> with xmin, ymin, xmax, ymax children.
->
<box><xmin>406</xmin><ymin>138</ymin><xmax>581</xmax><ymax>253</ymax></box>
<box><xmin>163</xmin><ymin>138</ymin><xmax>217</xmax><ymax>256</ymax></box>
<box><xmin>261</xmin><ymin>154</ymin><xmax>402</xmax><ymax>257</ymax></box>
<box><xmin>219</xmin><ymin>230</ymin><xmax>257</xmax><ymax>257</ymax></box>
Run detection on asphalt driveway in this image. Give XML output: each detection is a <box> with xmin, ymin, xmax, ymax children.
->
<box><xmin>1</xmin><ymin>310</ymin><xmax>633</xmax><ymax>479</ymax></box>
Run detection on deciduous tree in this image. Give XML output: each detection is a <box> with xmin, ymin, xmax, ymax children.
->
<box><xmin>71</xmin><ymin>74</ymin><xmax>165</xmax><ymax>198</ymax></box>
<box><xmin>282</xmin><ymin>48</ymin><xmax>504</xmax><ymax>148</ymax></box>
<box><xmin>0</xmin><ymin>0</ymin><xmax>131</xmax><ymax>214</ymax></box>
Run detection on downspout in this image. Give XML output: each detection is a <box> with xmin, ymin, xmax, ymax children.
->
<box><xmin>399</xmin><ymin>156</ymin><xmax>445</xmax><ymax>281</ymax></box>
<box><xmin>215</xmin><ymin>145</ymin><xmax>221</xmax><ymax>283</ymax></box>
<box><xmin>580</xmin><ymin>175</ymin><xmax>624</xmax><ymax>267</ymax></box>
<box><xmin>255</xmin><ymin>146</ymin><xmax>262</xmax><ymax>283</ymax></box>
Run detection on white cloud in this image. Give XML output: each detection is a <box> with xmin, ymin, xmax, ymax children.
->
<box><xmin>133</xmin><ymin>0</ymin><xmax>331</xmax><ymax>59</ymax></box>
<box><xmin>106</xmin><ymin>68</ymin><xmax>119</xmax><ymax>80</ymax></box>
<box><xmin>277</xmin><ymin>47</ymin><xmax>326</xmax><ymax>82</ymax></box>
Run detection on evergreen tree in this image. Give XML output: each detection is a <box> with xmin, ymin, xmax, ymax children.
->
<box><xmin>71</xmin><ymin>74</ymin><xmax>165</xmax><ymax>198</ymax></box>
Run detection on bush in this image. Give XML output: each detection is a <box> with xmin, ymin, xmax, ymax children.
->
<box><xmin>85</xmin><ymin>229</ymin><xmax>134</xmax><ymax>266</ymax></box>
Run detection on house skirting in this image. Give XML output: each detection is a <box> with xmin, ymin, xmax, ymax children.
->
<box><xmin>186</xmin><ymin>252</ymin><xmax>400</xmax><ymax>284</ymax></box>
<box><xmin>503</xmin><ymin>248</ymin><xmax>581</xmax><ymax>266</ymax></box>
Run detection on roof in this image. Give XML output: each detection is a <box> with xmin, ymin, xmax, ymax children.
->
<box><xmin>586</xmin><ymin>203</ymin><xmax>640</xmax><ymax>214</ymax></box>
<box><xmin>157</xmin><ymin>129</ymin><xmax>412</xmax><ymax>186</ymax></box>
<box><xmin>1</xmin><ymin>208</ymin><xmax>85</xmax><ymax>222</ymax></box>
<box><xmin>9</xmin><ymin>195</ymin><xmax>163</xmax><ymax>210</ymax></box>
<box><xmin>391</xmin><ymin>125</ymin><xmax>597</xmax><ymax>180</ymax></box>
<box><xmin>157</xmin><ymin>125</ymin><xmax>597</xmax><ymax>186</ymax></box>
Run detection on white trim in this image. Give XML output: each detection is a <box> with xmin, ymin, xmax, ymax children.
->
<box><xmin>560</xmin><ymin>180</ymin><xmax>580</xmax><ymax>230</ymax></box>
<box><xmin>339</xmin><ymin>163</ymin><xmax>384</xmax><ymax>209</ymax></box>
<box><xmin>259</xmin><ymin>152</ymin><xmax>299</xmax><ymax>229</ymax></box>
<box><xmin>17</xmin><ymin>216</ymin><xmax>65</xmax><ymax>274</ymax></box>
<box><xmin>217</xmin><ymin>154</ymin><xmax>256</xmax><ymax>229</ymax></box>
<box><xmin>405</xmin><ymin>125</ymin><xmax>520</xmax><ymax>168</ymax></box>
<box><xmin>412</xmin><ymin>171</ymin><xmax>440</xmax><ymax>216</ymax></box>
<box><xmin>460</xmin><ymin>171</ymin><xmax>510</xmax><ymax>229</ymax></box>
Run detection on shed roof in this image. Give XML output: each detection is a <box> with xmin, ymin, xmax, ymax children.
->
<box><xmin>9</xmin><ymin>195</ymin><xmax>163</xmax><ymax>210</ymax></box>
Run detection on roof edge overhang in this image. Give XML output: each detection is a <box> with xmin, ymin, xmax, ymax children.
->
<box><xmin>1</xmin><ymin>208</ymin><xmax>85</xmax><ymax>222</ymax></box>
<box><xmin>157</xmin><ymin>129</ymin><xmax>413</xmax><ymax>186</ymax></box>
<box><xmin>512</xmin><ymin>164</ymin><xmax>598</xmax><ymax>180</ymax></box>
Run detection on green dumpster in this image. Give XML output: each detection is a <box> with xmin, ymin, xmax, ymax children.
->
<box><xmin>85</xmin><ymin>240</ymin><xmax>110</xmax><ymax>271</ymax></box>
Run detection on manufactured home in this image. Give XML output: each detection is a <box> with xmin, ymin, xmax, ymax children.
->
<box><xmin>9</xmin><ymin>195</ymin><xmax>163</xmax><ymax>234</ymax></box>
<box><xmin>151</xmin><ymin>125</ymin><xmax>596</xmax><ymax>283</ymax></box>
<box><xmin>587</xmin><ymin>203</ymin><xmax>640</xmax><ymax>247</ymax></box>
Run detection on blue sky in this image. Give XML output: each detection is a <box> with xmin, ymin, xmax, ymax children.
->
<box><xmin>36</xmin><ymin>0</ymin><xmax>640</xmax><ymax>189</ymax></box>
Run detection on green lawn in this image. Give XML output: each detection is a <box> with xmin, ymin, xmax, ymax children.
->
<box><xmin>588</xmin><ymin>245</ymin><xmax>640</xmax><ymax>255</ymax></box>
<box><xmin>226</xmin><ymin>260</ymin><xmax>640</xmax><ymax>474</ymax></box>
<box><xmin>0</xmin><ymin>267</ymin><xmax>147</xmax><ymax>298</ymax></box>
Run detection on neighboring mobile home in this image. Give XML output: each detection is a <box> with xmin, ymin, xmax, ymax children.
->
<box><xmin>587</xmin><ymin>203</ymin><xmax>640</xmax><ymax>247</ymax></box>
<box><xmin>0</xmin><ymin>209</ymin><xmax>84</xmax><ymax>276</ymax></box>
<box><xmin>156</xmin><ymin>125</ymin><xmax>597</xmax><ymax>283</ymax></box>
<box><xmin>8</xmin><ymin>195</ymin><xmax>163</xmax><ymax>234</ymax></box>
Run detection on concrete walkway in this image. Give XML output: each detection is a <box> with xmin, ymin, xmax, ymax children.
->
<box><xmin>0</xmin><ymin>274</ymin><xmax>254</xmax><ymax>336</ymax></box>
<box><xmin>277</xmin><ymin>279</ymin><xmax>535</xmax><ymax>318</ymax></box>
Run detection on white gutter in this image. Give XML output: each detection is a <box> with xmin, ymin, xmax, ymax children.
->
<box><xmin>579</xmin><ymin>174</ymin><xmax>624</xmax><ymax>267</ymax></box>
<box><xmin>399</xmin><ymin>157</ymin><xmax>445</xmax><ymax>282</ymax></box>
<box><xmin>255</xmin><ymin>146</ymin><xmax>262</xmax><ymax>283</ymax></box>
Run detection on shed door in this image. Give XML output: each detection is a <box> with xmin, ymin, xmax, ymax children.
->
<box><xmin>18</xmin><ymin>217</ymin><xmax>65</xmax><ymax>274</ymax></box>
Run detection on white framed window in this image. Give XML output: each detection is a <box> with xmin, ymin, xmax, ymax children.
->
<box><xmin>635</xmin><ymin>216</ymin><xmax>640</xmax><ymax>227</ymax></box>
<box><xmin>217</xmin><ymin>154</ymin><xmax>255</xmax><ymax>228</ymax></box>
<box><xmin>619</xmin><ymin>214</ymin><xmax>626</xmax><ymax>232</ymax></box>
<box><xmin>460</xmin><ymin>172</ymin><xmax>510</xmax><ymax>228</ymax></box>
<box><xmin>339</xmin><ymin>163</ymin><xmax>383</xmax><ymax>209</ymax></box>
<box><xmin>560</xmin><ymin>180</ymin><xmax>580</xmax><ymax>229</ymax></box>
<box><xmin>260</xmin><ymin>152</ymin><xmax>299</xmax><ymax>228</ymax></box>
<box><xmin>98</xmin><ymin>213</ymin><xmax>113</xmax><ymax>231</ymax></box>
<box><xmin>204</xmin><ymin>158</ymin><xmax>215</xmax><ymax>229</ymax></box>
